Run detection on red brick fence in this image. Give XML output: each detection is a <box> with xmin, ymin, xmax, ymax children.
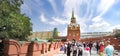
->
<box><xmin>2</xmin><ymin>39</ymin><xmax>63</xmax><ymax>56</ymax></box>
<box><xmin>80</xmin><ymin>36</ymin><xmax>120</xmax><ymax>50</ymax></box>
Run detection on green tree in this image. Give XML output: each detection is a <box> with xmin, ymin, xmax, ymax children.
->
<box><xmin>47</xmin><ymin>38</ymin><xmax>55</xmax><ymax>42</ymax></box>
<box><xmin>114</xmin><ymin>33</ymin><xmax>120</xmax><ymax>38</ymax></box>
<box><xmin>53</xmin><ymin>28</ymin><xmax>58</xmax><ymax>38</ymax></box>
<box><xmin>0</xmin><ymin>0</ymin><xmax>32</xmax><ymax>40</ymax></box>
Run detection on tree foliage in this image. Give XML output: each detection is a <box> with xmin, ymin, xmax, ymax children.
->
<box><xmin>53</xmin><ymin>28</ymin><xmax>58</xmax><ymax>38</ymax></box>
<box><xmin>47</xmin><ymin>38</ymin><xmax>56</xmax><ymax>42</ymax></box>
<box><xmin>114</xmin><ymin>33</ymin><xmax>120</xmax><ymax>38</ymax></box>
<box><xmin>0</xmin><ymin>0</ymin><xmax>32</xmax><ymax>40</ymax></box>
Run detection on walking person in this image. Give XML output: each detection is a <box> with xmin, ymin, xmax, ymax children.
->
<box><xmin>96</xmin><ymin>41</ymin><xmax>100</xmax><ymax>54</ymax></box>
<box><xmin>67</xmin><ymin>42</ymin><xmax>72</xmax><ymax>56</ymax></box>
<box><xmin>84</xmin><ymin>44</ymin><xmax>90</xmax><ymax>56</ymax></box>
<box><xmin>64</xmin><ymin>43</ymin><xmax>67</xmax><ymax>53</ymax></box>
<box><xmin>105</xmin><ymin>41</ymin><xmax>114</xmax><ymax>56</ymax></box>
<box><xmin>60</xmin><ymin>44</ymin><xmax>65</xmax><ymax>51</ymax></box>
<box><xmin>91</xmin><ymin>42</ymin><xmax>97</xmax><ymax>54</ymax></box>
<box><xmin>89</xmin><ymin>41</ymin><xmax>93</xmax><ymax>55</ymax></box>
<box><xmin>72</xmin><ymin>44</ymin><xmax>78</xmax><ymax>56</ymax></box>
<box><xmin>83</xmin><ymin>42</ymin><xmax>86</xmax><ymax>49</ymax></box>
<box><xmin>78</xmin><ymin>45</ymin><xmax>83</xmax><ymax>56</ymax></box>
<box><xmin>99</xmin><ymin>41</ymin><xmax>104</xmax><ymax>56</ymax></box>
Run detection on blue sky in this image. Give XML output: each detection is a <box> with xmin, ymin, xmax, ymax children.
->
<box><xmin>21</xmin><ymin>0</ymin><xmax>120</xmax><ymax>36</ymax></box>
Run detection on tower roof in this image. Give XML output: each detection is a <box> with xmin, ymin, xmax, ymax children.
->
<box><xmin>70</xmin><ymin>9</ymin><xmax>76</xmax><ymax>23</ymax></box>
<box><xmin>72</xmin><ymin>9</ymin><xmax>74</xmax><ymax>19</ymax></box>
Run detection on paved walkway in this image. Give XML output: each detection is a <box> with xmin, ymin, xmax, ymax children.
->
<box><xmin>54</xmin><ymin>49</ymin><xmax>118</xmax><ymax>56</ymax></box>
<box><xmin>54</xmin><ymin>51</ymin><xmax>99</xmax><ymax>56</ymax></box>
<box><xmin>53</xmin><ymin>51</ymin><xmax>66</xmax><ymax>56</ymax></box>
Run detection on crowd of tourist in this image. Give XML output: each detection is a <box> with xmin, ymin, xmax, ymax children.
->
<box><xmin>60</xmin><ymin>39</ymin><xmax>116</xmax><ymax>56</ymax></box>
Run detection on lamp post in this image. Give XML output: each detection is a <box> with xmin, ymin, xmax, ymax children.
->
<box><xmin>0</xmin><ymin>26</ymin><xmax>6</xmax><ymax>31</ymax></box>
<box><xmin>3</xmin><ymin>26</ymin><xmax>6</xmax><ymax>30</ymax></box>
<box><xmin>0</xmin><ymin>26</ymin><xmax>6</xmax><ymax>39</ymax></box>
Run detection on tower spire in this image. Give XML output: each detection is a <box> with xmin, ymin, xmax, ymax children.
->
<box><xmin>71</xmin><ymin>8</ymin><xmax>76</xmax><ymax>23</ymax></box>
<box><xmin>72</xmin><ymin>8</ymin><xmax>74</xmax><ymax>18</ymax></box>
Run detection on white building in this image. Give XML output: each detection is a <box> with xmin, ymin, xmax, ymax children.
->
<box><xmin>113</xmin><ymin>29</ymin><xmax>120</xmax><ymax>34</ymax></box>
<box><xmin>81</xmin><ymin>32</ymin><xmax>112</xmax><ymax>38</ymax></box>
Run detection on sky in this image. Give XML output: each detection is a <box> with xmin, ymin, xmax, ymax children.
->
<box><xmin>21</xmin><ymin>0</ymin><xmax>120</xmax><ymax>36</ymax></box>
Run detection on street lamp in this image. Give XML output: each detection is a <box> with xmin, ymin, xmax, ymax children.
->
<box><xmin>2</xmin><ymin>26</ymin><xmax>6</xmax><ymax>30</ymax></box>
<box><xmin>0</xmin><ymin>26</ymin><xmax>6</xmax><ymax>39</ymax></box>
<box><xmin>0</xmin><ymin>26</ymin><xmax>6</xmax><ymax>31</ymax></box>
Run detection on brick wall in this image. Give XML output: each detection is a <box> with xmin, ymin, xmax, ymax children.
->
<box><xmin>80</xmin><ymin>36</ymin><xmax>120</xmax><ymax>50</ymax></box>
<box><xmin>2</xmin><ymin>40</ymin><xmax>63</xmax><ymax>56</ymax></box>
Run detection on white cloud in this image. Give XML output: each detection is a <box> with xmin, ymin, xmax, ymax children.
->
<box><xmin>90</xmin><ymin>21</ymin><xmax>110</xmax><ymax>29</ymax></box>
<box><xmin>107</xmin><ymin>25</ymin><xmax>120</xmax><ymax>32</ymax></box>
<box><xmin>52</xmin><ymin>17</ymin><xmax>68</xmax><ymax>25</ymax></box>
<box><xmin>49</xmin><ymin>21</ymin><xmax>58</xmax><ymax>25</ymax></box>
<box><xmin>92</xmin><ymin>16</ymin><xmax>102</xmax><ymax>22</ymax></box>
<box><xmin>80</xmin><ymin>28</ymin><xmax>85</xmax><ymax>33</ymax></box>
<box><xmin>63</xmin><ymin>0</ymin><xmax>81</xmax><ymax>18</ymax></box>
<box><xmin>39</xmin><ymin>14</ymin><xmax>47</xmax><ymax>22</ymax></box>
<box><xmin>116</xmin><ymin>11</ymin><xmax>120</xmax><ymax>16</ymax></box>
<box><xmin>48</xmin><ymin>17</ymin><xmax>68</xmax><ymax>25</ymax></box>
<box><xmin>48</xmin><ymin>0</ymin><xmax>58</xmax><ymax>14</ymax></box>
<box><xmin>39</xmin><ymin>15</ymin><xmax>68</xmax><ymax>25</ymax></box>
<box><xmin>21</xmin><ymin>3</ymin><xmax>32</xmax><ymax>16</ymax></box>
<box><xmin>60</xmin><ymin>28</ymin><xmax>67</xmax><ymax>36</ymax></box>
<box><xmin>89</xmin><ymin>17</ymin><xmax>110</xmax><ymax>31</ymax></box>
<box><xmin>97</xmin><ymin>0</ymin><xmax>115</xmax><ymax>16</ymax></box>
<box><xmin>89</xmin><ymin>0</ymin><xmax>116</xmax><ymax>32</ymax></box>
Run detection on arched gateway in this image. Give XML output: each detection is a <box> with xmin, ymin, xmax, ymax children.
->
<box><xmin>67</xmin><ymin>10</ymin><xmax>80</xmax><ymax>41</ymax></box>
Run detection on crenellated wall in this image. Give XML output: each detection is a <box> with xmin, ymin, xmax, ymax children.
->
<box><xmin>2</xmin><ymin>40</ymin><xmax>63</xmax><ymax>56</ymax></box>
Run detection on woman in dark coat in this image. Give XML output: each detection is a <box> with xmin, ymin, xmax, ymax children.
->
<box><xmin>67</xmin><ymin>43</ymin><xmax>72</xmax><ymax>56</ymax></box>
<box><xmin>96</xmin><ymin>41</ymin><xmax>100</xmax><ymax>54</ymax></box>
